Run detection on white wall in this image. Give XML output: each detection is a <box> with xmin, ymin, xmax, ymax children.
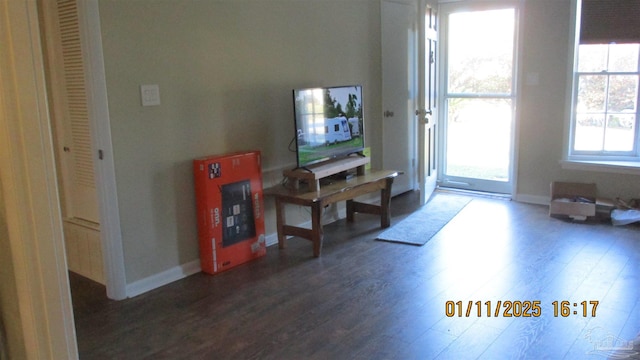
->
<box><xmin>97</xmin><ymin>0</ymin><xmax>640</xmax><ymax>287</ymax></box>
<box><xmin>98</xmin><ymin>0</ymin><xmax>382</xmax><ymax>283</ymax></box>
<box><xmin>516</xmin><ymin>0</ymin><xmax>640</xmax><ymax>202</ymax></box>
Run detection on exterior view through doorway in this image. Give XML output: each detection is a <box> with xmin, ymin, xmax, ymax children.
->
<box><xmin>439</xmin><ymin>2</ymin><xmax>519</xmax><ymax>195</ymax></box>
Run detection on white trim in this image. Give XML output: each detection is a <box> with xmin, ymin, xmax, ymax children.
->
<box><xmin>0</xmin><ymin>0</ymin><xmax>78</xmax><ymax>357</ymax></box>
<box><xmin>510</xmin><ymin>0</ymin><xmax>526</xmax><ymax>200</ymax></box>
<box><xmin>514</xmin><ymin>193</ymin><xmax>549</xmax><ymax>206</ymax></box>
<box><xmin>125</xmin><ymin>195</ymin><xmax>374</xmax><ymax>297</ymax></box>
<box><xmin>126</xmin><ymin>260</ymin><xmax>202</xmax><ymax>298</ymax></box>
<box><xmin>560</xmin><ymin>159</ymin><xmax>640</xmax><ymax>176</ymax></box>
<box><xmin>563</xmin><ymin>0</ymin><xmax>580</xmax><ymax>159</ymax></box>
<box><xmin>78</xmin><ymin>0</ymin><xmax>128</xmax><ymax>300</ymax></box>
<box><xmin>265</xmin><ymin>232</ymin><xmax>280</xmax><ymax>247</ymax></box>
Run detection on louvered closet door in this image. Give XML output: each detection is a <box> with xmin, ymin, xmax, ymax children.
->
<box><xmin>56</xmin><ymin>0</ymin><xmax>99</xmax><ymax>224</ymax></box>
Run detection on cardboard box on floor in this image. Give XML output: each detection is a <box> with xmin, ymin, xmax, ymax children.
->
<box><xmin>549</xmin><ymin>181</ymin><xmax>597</xmax><ymax>219</ymax></box>
<box><xmin>193</xmin><ymin>151</ymin><xmax>266</xmax><ymax>275</ymax></box>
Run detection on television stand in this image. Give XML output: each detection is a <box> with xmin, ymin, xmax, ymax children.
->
<box><xmin>265</xmin><ymin>168</ymin><xmax>398</xmax><ymax>257</ymax></box>
<box><xmin>283</xmin><ymin>156</ymin><xmax>370</xmax><ymax>192</ymax></box>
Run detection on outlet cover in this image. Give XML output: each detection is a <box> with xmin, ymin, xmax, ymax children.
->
<box><xmin>141</xmin><ymin>84</ymin><xmax>160</xmax><ymax>106</ymax></box>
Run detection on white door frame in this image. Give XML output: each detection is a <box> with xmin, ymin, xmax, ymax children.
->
<box><xmin>78</xmin><ymin>0</ymin><xmax>127</xmax><ymax>300</ymax></box>
<box><xmin>437</xmin><ymin>0</ymin><xmax>521</xmax><ymax>196</ymax></box>
<box><xmin>0</xmin><ymin>0</ymin><xmax>78</xmax><ymax>357</ymax></box>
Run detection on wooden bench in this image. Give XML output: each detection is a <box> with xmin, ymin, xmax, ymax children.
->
<box><xmin>265</xmin><ymin>169</ymin><xmax>398</xmax><ymax>257</ymax></box>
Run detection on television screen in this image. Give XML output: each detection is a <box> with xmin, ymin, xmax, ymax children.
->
<box><xmin>292</xmin><ymin>85</ymin><xmax>365</xmax><ymax>168</ymax></box>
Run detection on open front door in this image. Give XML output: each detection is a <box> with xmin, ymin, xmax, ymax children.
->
<box><xmin>418</xmin><ymin>1</ymin><xmax>439</xmax><ymax>204</ymax></box>
<box><xmin>382</xmin><ymin>0</ymin><xmax>438</xmax><ymax>204</ymax></box>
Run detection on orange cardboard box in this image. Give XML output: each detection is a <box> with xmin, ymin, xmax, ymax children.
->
<box><xmin>193</xmin><ymin>151</ymin><xmax>266</xmax><ymax>274</ymax></box>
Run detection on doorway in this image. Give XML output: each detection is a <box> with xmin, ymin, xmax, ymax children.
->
<box><xmin>39</xmin><ymin>0</ymin><xmax>127</xmax><ymax>300</ymax></box>
<box><xmin>439</xmin><ymin>3</ymin><xmax>519</xmax><ymax>195</ymax></box>
<box><xmin>40</xmin><ymin>0</ymin><xmax>104</xmax><ymax>285</ymax></box>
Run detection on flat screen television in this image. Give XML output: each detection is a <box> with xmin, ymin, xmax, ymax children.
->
<box><xmin>292</xmin><ymin>85</ymin><xmax>365</xmax><ymax>168</ymax></box>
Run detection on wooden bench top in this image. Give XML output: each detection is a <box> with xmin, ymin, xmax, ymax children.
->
<box><xmin>264</xmin><ymin>169</ymin><xmax>399</xmax><ymax>204</ymax></box>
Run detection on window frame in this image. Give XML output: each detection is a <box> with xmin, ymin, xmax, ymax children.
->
<box><xmin>570</xmin><ymin>44</ymin><xmax>640</xmax><ymax>158</ymax></box>
<box><xmin>564</xmin><ymin>0</ymin><xmax>640</xmax><ymax>171</ymax></box>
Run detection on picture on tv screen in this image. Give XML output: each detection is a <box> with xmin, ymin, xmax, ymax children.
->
<box><xmin>293</xmin><ymin>85</ymin><xmax>365</xmax><ymax>168</ymax></box>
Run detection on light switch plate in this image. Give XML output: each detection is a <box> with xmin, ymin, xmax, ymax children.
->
<box><xmin>140</xmin><ymin>84</ymin><xmax>160</xmax><ymax>106</ymax></box>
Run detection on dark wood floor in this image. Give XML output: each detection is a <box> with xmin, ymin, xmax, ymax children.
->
<box><xmin>70</xmin><ymin>190</ymin><xmax>640</xmax><ymax>359</ymax></box>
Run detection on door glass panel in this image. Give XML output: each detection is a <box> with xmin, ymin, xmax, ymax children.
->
<box><xmin>441</xmin><ymin>6</ymin><xmax>517</xmax><ymax>193</ymax></box>
<box><xmin>448</xmin><ymin>9</ymin><xmax>514</xmax><ymax>94</ymax></box>
<box><xmin>445</xmin><ymin>98</ymin><xmax>512</xmax><ymax>181</ymax></box>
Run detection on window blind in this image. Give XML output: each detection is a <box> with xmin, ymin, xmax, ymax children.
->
<box><xmin>580</xmin><ymin>0</ymin><xmax>640</xmax><ymax>44</ymax></box>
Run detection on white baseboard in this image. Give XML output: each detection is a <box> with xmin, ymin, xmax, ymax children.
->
<box><xmin>514</xmin><ymin>193</ymin><xmax>550</xmax><ymax>206</ymax></box>
<box><xmin>265</xmin><ymin>232</ymin><xmax>279</xmax><ymax>247</ymax></box>
<box><xmin>125</xmin><ymin>259</ymin><xmax>201</xmax><ymax>298</ymax></box>
<box><xmin>126</xmin><ymin>227</ymin><xmax>305</xmax><ymax>298</ymax></box>
<box><xmin>124</xmin><ymin>196</ymin><xmax>368</xmax><ymax>298</ymax></box>
<box><xmin>125</xmin><ymin>226</ymin><xmax>308</xmax><ymax>298</ymax></box>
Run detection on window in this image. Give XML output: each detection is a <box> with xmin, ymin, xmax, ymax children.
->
<box><xmin>571</xmin><ymin>43</ymin><xmax>639</xmax><ymax>155</ymax></box>
<box><xmin>568</xmin><ymin>0</ymin><xmax>640</xmax><ymax>163</ymax></box>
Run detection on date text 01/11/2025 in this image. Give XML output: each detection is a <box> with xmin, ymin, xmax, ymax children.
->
<box><xmin>445</xmin><ymin>300</ymin><xmax>599</xmax><ymax>318</ymax></box>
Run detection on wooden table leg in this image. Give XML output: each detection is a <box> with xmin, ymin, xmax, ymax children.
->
<box><xmin>310</xmin><ymin>202</ymin><xmax>323</xmax><ymax>257</ymax></box>
<box><xmin>346</xmin><ymin>199</ymin><xmax>355</xmax><ymax>223</ymax></box>
<box><xmin>380</xmin><ymin>177</ymin><xmax>394</xmax><ymax>228</ymax></box>
<box><xmin>275</xmin><ymin>197</ymin><xmax>287</xmax><ymax>249</ymax></box>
